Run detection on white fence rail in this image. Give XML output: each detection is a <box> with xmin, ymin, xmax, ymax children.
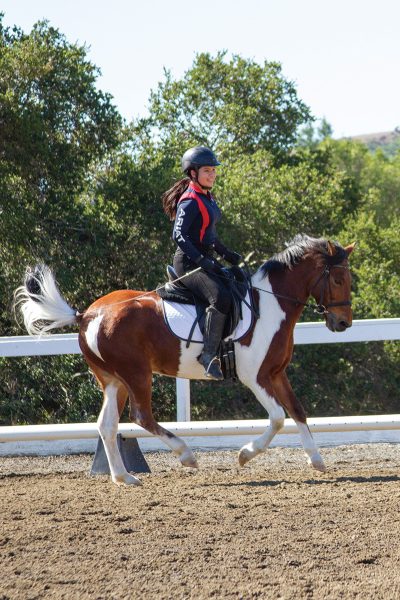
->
<box><xmin>1</xmin><ymin>415</ymin><xmax>400</xmax><ymax>444</ymax></box>
<box><xmin>1</xmin><ymin>318</ymin><xmax>399</xmax><ymax>359</ymax></box>
<box><xmin>0</xmin><ymin>319</ymin><xmax>399</xmax><ymax>446</ymax></box>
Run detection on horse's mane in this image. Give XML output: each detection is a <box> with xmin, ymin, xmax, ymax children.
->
<box><xmin>259</xmin><ymin>234</ymin><xmax>345</xmax><ymax>277</ymax></box>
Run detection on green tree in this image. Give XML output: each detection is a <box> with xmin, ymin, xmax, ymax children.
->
<box><xmin>339</xmin><ymin>212</ymin><xmax>400</xmax><ymax>319</ymax></box>
<box><xmin>0</xmin><ymin>16</ymin><xmax>122</xmax><ymax>331</ymax></box>
<box><xmin>137</xmin><ymin>51</ymin><xmax>312</xmax><ymax>162</ymax></box>
<box><xmin>1</xmin><ymin>18</ymin><xmax>398</xmax><ymax>425</ymax></box>
<box><xmin>215</xmin><ymin>148</ymin><xmax>349</xmax><ymax>265</ymax></box>
<box><xmin>297</xmin><ymin>117</ymin><xmax>333</xmax><ymax>148</ymax></box>
<box><xmin>286</xmin><ymin>140</ymin><xmax>400</xmax><ymax>419</ymax></box>
<box><xmin>0</xmin><ymin>16</ymin><xmax>121</xmax><ymax>191</ymax></box>
<box><xmin>315</xmin><ymin>138</ymin><xmax>400</xmax><ymax>226</ymax></box>
<box><xmin>0</xmin><ymin>17</ymin><xmax>126</xmax><ymax>423</ymax></box>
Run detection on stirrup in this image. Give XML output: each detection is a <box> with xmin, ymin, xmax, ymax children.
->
<box><xmin>204</xmin><ymin>356</ymin><xmax>224</xmax><ymax>381</ymax></box>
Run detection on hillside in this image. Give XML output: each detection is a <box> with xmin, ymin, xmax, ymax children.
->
<box><xmin>347</xmin><ymin>129</ymin><xmax>400</xmax><ymax>156</ymax></box>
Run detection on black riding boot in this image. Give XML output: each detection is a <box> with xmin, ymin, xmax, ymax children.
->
<box><xmin>198</xmin><ymin>306</ymin><xmax>227</xmax><ymax>381</ymax></box>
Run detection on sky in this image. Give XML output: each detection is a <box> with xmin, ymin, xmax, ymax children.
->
<box><xmin>1</xmin><ymin>0</ymin><xmax>399</xmax><ymax>138</ymax></box>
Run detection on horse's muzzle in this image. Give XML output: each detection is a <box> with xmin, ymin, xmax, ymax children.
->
<box><xmin>326</xmin><ymin>313</ymin><xmax>352</xmax><ymax>332</ymax></box>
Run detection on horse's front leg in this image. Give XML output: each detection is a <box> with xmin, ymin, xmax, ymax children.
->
<box><xmin>272</xmin><ymin>372</ymin><xmax>326</xmax><ymax>472</ymax></box>
<box><xmin>238</xmin><ymin>375</ymin><xmax>286</xmax><ymax>467</ymax></box>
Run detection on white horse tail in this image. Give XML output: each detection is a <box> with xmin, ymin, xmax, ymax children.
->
<box><xmin>14</xmin><ymin>264</ymin><xmax>80</xmax><ymax>336</ymax></box>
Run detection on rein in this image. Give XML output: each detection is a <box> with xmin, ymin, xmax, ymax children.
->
<box><xmin>253</xmin><ymin>263</ymin><xmax>351</xmax><ymax>316</ymax></box>
<box><xmin>82</xmin><ymin>258</ymin><xmax>350</xmax><ymax>319</ymax></box>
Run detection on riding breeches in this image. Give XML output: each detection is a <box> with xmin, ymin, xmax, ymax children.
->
<box><xmin>173</xmin><ymin>251</ymin><xmax>231</xmax><ymax>315</ymax></box>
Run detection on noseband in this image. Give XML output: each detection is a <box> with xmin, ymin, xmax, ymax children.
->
<box><xmin>309</xmin><ymin>263</ymin><xmax>351</xmax><ymax>315</ymax></box>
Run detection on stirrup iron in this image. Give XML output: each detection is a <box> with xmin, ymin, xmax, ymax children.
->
<box><xmin>203</xmin><ymin>355</ymin><xmax>224</xmax><ymax>381</ymax></box>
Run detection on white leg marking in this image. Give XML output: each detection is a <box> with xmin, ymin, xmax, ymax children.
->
<box><xmin>238</xmin><ymin>384</ymin><xmax>285</xmax><ymax>466</ymax></box>
<box><xmin>159</xmin><ymin>432</ymin><xmax>198</xmax><ymax>468</ymax></box>
<box><xmin>296</xmin><ymin>422</ymin><xmax>326</xmax><ymax>472</ymax></box>
<box><xmin>134</xmin><ymin>408</ymin><xmax>198</xmax><ymax>469</ymax></box>
<box><xmin>85</xmin><ymin>314</ymin><xmax>105</xmax><ymax>361</ymax></box>
<box><xmin>98</xmin><ymin>383</ymin><xmax>141</xmax><ymax>485</ymax></box>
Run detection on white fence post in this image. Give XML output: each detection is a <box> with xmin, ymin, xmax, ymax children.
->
<box><xmin>176</xmin><ymin>378</ymin><xmax>191</xmax><ymax>422</ymax></box>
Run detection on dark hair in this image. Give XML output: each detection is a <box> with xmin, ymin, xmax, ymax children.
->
<box><xmin>161</xmin><ymin>177</ymin><xmax>190</xmax><ymax>220</ymax></box>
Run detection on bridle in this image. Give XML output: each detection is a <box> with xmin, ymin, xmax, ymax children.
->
<box><xmin>253</xmin><ymin>257</ymin><xmax>351</xmax><ymax>317</ymax></box>
<box><xmin>308</xmin><ymin>263</ymin><xmax>351</xmax><ymax>315</ymax></box>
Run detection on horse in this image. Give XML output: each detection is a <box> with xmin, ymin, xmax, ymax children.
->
<box><xmin>14</xmin><ymin>234</ymin><xmax>355</xmax><ymax>486</ymax></box>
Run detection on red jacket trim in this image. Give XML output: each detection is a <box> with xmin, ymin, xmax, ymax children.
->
<box><xmin>178</xmin><ymin>187</ymin><xmax>211</xmax><ymax>242</ymax></box>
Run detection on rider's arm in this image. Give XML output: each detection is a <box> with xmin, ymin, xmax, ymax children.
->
<box><xmin>172</xmin><ymin>198</ymin><xmax>204</xmax><ymax>263</ymax></box>
<box><xmin>173</xmin><ymin>199</ymin><xmax>225</xmax><ymax>275</ymax></box>
<box><xmin>213</xmin><ymin>238</ymin><xmax>242</xmax><ymax>265</ymax></box>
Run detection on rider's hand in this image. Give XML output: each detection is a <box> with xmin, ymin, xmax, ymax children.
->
<box><xmin>224</xmin><ymin>250</ymin><xmax>242</xmax><ymax>266</ymax></box>
<box><xmin>199</xmin><ymin>257</ymin><xmax>225</xmax><ymax>277</ymax></box>
<box><xmin>211</xmin><ymin>261</ymin><xmax>226</xmax><ymax>277</ymax></box>
<box><xmin>198</xmin><ymin>257</ymin><xmax>213</xmax><ymax>273</ymax></box>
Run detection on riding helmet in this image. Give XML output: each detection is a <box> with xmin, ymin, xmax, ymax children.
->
<box><xmin>181</xmin><ymin>146</ymin><xmax>221</xmax><ymax>174</ymax></box>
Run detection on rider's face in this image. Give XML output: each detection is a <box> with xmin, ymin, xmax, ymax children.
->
<box><xmin>196</xmin><ymin>165</ymin><xmax>217</xmax><ymax>190</ymax></box>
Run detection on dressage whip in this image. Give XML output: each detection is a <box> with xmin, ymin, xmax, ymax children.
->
<box><xmin>80</xmin><ymin>267</ymin><xmax>203</xmax><ymax>314</ymax></box>
<box><xmin>80</xmin><ymin>264</ymin><xmax>246</xmax><ymax>315</ymax></box>
<box><xmin>78</xmin><ymin>261</ymin><xmax>335</xmax><ymax>318</ymax></box>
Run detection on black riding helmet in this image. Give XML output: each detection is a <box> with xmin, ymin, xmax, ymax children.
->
<box><xmin>181</xmin><ymin>146</ymin><xmax>221</xmax><ymax>175</ymax></box>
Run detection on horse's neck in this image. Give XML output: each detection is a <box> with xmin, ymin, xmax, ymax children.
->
<box><xmin>251</xmin><ymin>263</ymin><xmax>313</xmax><ymax>326</ymax></box>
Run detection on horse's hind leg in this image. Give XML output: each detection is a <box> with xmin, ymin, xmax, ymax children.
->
<box><xmin>97</xmin><ymin>377</ymin><xmax>141</xmax><ymax>485</ymax></box>
<box><xmin>272</xmin><ymin>372</ymin><xmax>326</xmax><ymax>472</ymax></box>
<box><xmin>122</xmin><ymin>369</ymin><xmax>198</xmax><ymax>469</ymax></box>
<box><xmin>238</xmin><ymin>377</ymin><xmax>286</xmax><ymax>466</ymax></box>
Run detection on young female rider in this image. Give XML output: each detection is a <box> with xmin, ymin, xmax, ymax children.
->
<box><xmin>161</xmin><ymin>146</ymin><xmax>242</xmax><ymax>381</ymax></box>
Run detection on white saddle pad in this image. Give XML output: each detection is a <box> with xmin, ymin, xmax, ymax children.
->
<box><xmin>162</xmin><ymin>292</ymin><xmax>253</xmax><ymax>344</ymax></box>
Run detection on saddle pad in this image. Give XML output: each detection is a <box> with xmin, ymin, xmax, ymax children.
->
<box><xmin>162</xmin><ymin>292</ymin><xmax>253</xmax><ymax>344</ymax></box>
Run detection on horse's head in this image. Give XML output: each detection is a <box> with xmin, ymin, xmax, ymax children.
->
<box><xmin>310</xmin><ymin>241</ymin><xmax>355</xmax><ymax>332</ymax></box>
<box><xmin>258</xmin><ymin>235</ymin><xmax>356</xmax><ymax>332</ymax></box>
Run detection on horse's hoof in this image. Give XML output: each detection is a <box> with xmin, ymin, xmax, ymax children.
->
<box><xmin>308</xmin><ymin>456</ymin><xmax>327</xmax><ymax>473</ymax></box>
<box><xmin>238</xmin><ymin>446</ymin><xmax>253</xmax><ymax>467</ymax></box>
<box><xmin>180</xmin><ymin>450</ymin><xmax>199</xmax><ymax>469</ymax></box>
<box><xmin>313</xmin><ymin>462</ymin><xmax>327</xmax><ymax>473</ymax></box>
<box><xmin>113</xmin><ymin>473</ymin><xmax>142</xmax><ymax>486</ymax></box>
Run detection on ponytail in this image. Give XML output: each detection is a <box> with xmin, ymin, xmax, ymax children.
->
<box><xmin>161</xmin><ymin>177</ymin><xmax>190</xmax><ymax>220</ymax></box>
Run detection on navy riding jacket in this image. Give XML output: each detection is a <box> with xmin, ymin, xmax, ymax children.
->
<box><xmin>172</xmin><ymin>182</ymin><xmax>231</xmax><ymax>264</ymax></box>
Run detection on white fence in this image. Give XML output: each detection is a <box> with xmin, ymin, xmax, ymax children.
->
<box><xmin>0</xmin><ymin>318</ymin><xmax>399</xmax><ymax>448</ymax></box>
<box><xmin>2</xmin><ymin>318</ymin><xmax>399</xmax><ymax>360</ymax></box>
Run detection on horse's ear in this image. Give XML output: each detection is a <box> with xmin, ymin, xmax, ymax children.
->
<box><xmin>327</xmin><ymin>240</ymin><xmax>336</xmax><ymax>256</ymax></box>
<box><xmin>344</xmin><ymin>242</ymin><xmax>356</xmax><ymax>256</ymax></box>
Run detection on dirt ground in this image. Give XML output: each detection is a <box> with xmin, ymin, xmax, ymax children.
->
<box><xmin>1</xmin><ymin>444</ymin><xmax>400</xmax><ymax>600</ymax></box>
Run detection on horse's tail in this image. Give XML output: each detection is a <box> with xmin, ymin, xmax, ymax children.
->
<box><xmin>14</xmin><ymin>264</ymin><xmax>80</xmax><ymax>336</ymax></box>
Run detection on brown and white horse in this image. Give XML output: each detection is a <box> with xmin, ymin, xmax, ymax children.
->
<box><xmin>15</xmin><ymin>235</ymin><xmax>354</xmax><ymax>485</ymax></box>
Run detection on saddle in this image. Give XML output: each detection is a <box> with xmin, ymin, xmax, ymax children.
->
<box><xmin>157</xmin><ymin>264</ymin><xmax>258</xmax><ymax>346</ymax></box>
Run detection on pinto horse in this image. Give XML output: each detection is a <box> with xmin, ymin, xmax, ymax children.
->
<box><xmin>15</xmin><ymin>234</ymin><xmax>354</xmax><ymax>486</ymax></box>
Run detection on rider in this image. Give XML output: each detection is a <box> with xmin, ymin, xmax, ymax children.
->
<box><xmin>161</xmin><ymin>146</ymin><xmax>242</xmax><ymax>381</ymax></box>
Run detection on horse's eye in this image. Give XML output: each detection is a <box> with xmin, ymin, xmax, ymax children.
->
<box><xmin>334</xmin><ymin>278</ymin><xmax>343</xmax><ymax>286</ymax></box>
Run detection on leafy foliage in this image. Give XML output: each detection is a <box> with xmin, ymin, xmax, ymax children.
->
<box><xmin>141</xmin><ymin>51</ymin><xmax>312</xmax><ymax>161</ymax></box>
<box><xmin>0</xmin><ymin>16</ymin><xmax>122</xmax><ymax>331</ymax></box>
<box><xmin>0</xmin><ymin>18</ymin><xmax>121</xmax><ymax>191</ymax></box>
<box><xmin>0</xmin><ymin>18</ymin><xmax>398</xmax><ymax>425</ymax></box>
<box><xmin>215</xmin><ymin>149</ymin><xmax>349</xmax><ymax>265</ymax></box>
